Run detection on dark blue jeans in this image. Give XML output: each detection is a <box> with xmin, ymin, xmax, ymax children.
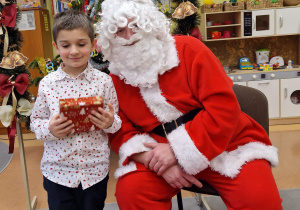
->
<box><xmin>43</xmin><ymin>175</ymin><xmax>109</xmax><ymax>210</ymax></box>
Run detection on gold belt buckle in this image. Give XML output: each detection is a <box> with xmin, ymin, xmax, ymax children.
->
<box><xmin>161</xmin><ymin>120</ymin><xmax>178</xmax><ymax>137</ymax></box>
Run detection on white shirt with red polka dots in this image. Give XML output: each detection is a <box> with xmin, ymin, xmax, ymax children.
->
<box><xmin>30</xmin><ymin>63</ymin><xmax>121</xmax><ymax>189</ymax></box>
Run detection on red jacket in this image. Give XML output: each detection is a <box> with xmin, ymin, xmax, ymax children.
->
<box><xmin>109</xmin><ymin>36</ymin><xmax>278</xmax><ymax>179</ymax></box>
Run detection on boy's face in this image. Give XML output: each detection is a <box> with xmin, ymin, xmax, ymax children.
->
<box><xmin>53</xmin><ymin>29</ymin><xmax>96</xmax><ymax>72</ymax></box>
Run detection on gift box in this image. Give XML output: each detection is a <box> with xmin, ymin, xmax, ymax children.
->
<box><xmin>59</xmin><ymin>96</ymin><xmax>103</xmax><ymax>133</ymax></box>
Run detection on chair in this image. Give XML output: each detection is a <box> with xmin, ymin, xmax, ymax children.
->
<box><xmin>176</xmin><ymin>84</ymin><xmax>269</xmax><ymax>210</ymax></box>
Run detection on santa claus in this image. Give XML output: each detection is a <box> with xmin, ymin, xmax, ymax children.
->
<box><xmin>96</xmin><ymin>0</ymin><xmax>282</xmax><ymax>209</ymax></box>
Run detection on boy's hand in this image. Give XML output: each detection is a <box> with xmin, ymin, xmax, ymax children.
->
<box><xmin>88</xmin><ymin>103</ymin><xmax>114</xmax><ymax>129</ymax></box>
<box><xmin>49</xmin><ymin>114</ymin><xmax>74</xmax><ymax>138</ymax></box>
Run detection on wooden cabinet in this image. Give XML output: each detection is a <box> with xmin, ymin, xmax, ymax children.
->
<box><xmin>19</xmin><ymin>8</ymin><xmax>54</xmax><ymax>97</ymax></box>
<box><xmin>200</xmin><ymin>11</ymin><xmax>242</xmax><ymax>41</ymax></box>
<box><xmin>275</xmin><ymin>7</ymin><xmax>300</xmax><ymax>35</ymax></box>
<box><xmin>248</xmin><ymin>79</ymin><xmax>280</xmax><ymax>118</ymax></box>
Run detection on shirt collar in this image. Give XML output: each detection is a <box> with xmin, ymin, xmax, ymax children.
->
<box><xmin>55</xmin><ymin>62</ymin><xmax>94</xmax><ymax>82</ymax></box>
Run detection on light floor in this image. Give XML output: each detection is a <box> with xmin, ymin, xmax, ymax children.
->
<box><xmin>0</xmin><ymin>123</ymin><xmax>300</xmax><ymax>210</ymax></box>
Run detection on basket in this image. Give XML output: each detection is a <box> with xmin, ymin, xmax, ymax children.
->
<box><xmin>265</xmin><ymin>0</ymin><xmax>283</xmax><ymax>7</ymax></box>
<box><xmin>245</xmin><ymin>0</ymin><xmax>266</xmax><ymax>9</ymax></box>
<box><xmin>201</xmin><ymin>4</ymin><xmax>223</xmax><ymax>13</ymax></box>
<box><xmin>224</xmin><ymin>2</ymin><xmax>245</xmax><ymax>11</ymax></box>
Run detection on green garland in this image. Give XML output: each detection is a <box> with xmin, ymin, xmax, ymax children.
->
<box><xmin>68</xmin><ymin>0</ymin><xmax>84</xmax><ymax>10</ymax></box>
<box><xmin>28</xmin><ymin>55</ymin><xmax>62</xmax><ymax>87</ymax></box>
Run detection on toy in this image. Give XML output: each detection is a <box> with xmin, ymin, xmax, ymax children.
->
<box><xmin>269</xmin><ymin>56</ymin><xmax>284</xmax><ymax>69</ymax></box>
<box><xmin>256</xmin><ymin>49</ymin><xmax>269</xmax><ymax>64</ymax></box>
<box><xmin>238</xmin><ymin>57</ymin><xmax>254</xmax><ymax>70</ymax></box>
<box><xmin>256</xmin><ymin>63</ymin><xmax>273</xmax><ymax>71</ymax></box>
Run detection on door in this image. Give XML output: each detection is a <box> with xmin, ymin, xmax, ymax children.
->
<box><xmin>250</xmin><ymin>9</ymin><xmax>275</xmax><ymax>37</ymax></box>
<box><xmin>248</xmin><ymin>80</ymin><xmax>280</xmax><ymax>118</ymax></box>
<box><xmin>276</xmin><ymin>7</ymin><xmax>300</xmax><ymax>35</ymax></box>
<box><xmin>280</xmin><ymin>78</ymin><xmax>300</xmax><ymax>118</ymax></box>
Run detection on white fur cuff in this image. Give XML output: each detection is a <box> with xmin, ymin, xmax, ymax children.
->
<box><xmin>167</xmin><ymin>124</ymin><xmax>210</xmax><ymax>175</ymax></box>
<box><xmin>115</xmin><ymin>134</ymin><xmax>157</xmax><ymax>178</ymax></box>
<box><xmin>210</xmin><ymin>142</ymin><xmax>279</xmax><ymax>178</ymax></box>
<box><xmin>114</xmin><ymin>161</ymin><xmax>137</xmax><ymax>179</ymax></box>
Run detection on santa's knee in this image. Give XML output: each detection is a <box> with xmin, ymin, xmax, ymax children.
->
<box><xmin>115</xmin><ymin>173</ymin><xmax>142</xmax><ymax>200</ymax></box>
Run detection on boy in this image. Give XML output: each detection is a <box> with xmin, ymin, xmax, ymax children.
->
<box><xmin>30</xmin><ymin>10</ymin><xmax>121</xmax><ymax>210</ymax></box>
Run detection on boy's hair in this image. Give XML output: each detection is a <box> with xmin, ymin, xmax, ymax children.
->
<box><xmin>52</xmin><ymin>9</ymin><xmax>95</xmax><ymax>43</ymax></box>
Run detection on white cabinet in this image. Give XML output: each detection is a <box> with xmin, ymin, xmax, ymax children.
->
<box><xmin>248</xmin><ymin>80</ymin><xmax>280</xmax><ymax>118</ymax></box>
<box><xmin>233</xmin><ymin>81</ymin><xmax>247</xmax><ymax>86</ymax></box>
<box><xmin>243</xmin><ymin>9</ymin><xmax>275</xmax><ymax>37</ymax></box>
<box><xmin>275</xmin><ymin>7</ymin><xmax>300</xmax><ymax>35</ymax></box>
<box><xmin>280</xmin><ymin>78</ymin><xmax>300</xmax><ymax>118</ymax></box>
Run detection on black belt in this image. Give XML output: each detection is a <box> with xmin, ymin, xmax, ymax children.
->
<box><xmin>152</xmin><ymin>108</ymin><xmax>202</xmax><ymax>137</ymax></box>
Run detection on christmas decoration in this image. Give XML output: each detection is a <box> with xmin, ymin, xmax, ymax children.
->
<box><xmin>59</xmin><ymin>0</ymin><xmax>73</xmax><ymax>3</ymax></box>
<box><xmin>171</xmin><ymin>0</ymin><xmax>201</xmax><ymax>38</ymax></box>
<box><xmin>153</xmin><ymin>0</ymin><xmax>201</xmax><ymax>40</ymax></box>
<box><xmin>29</xmin><ymin>51</ymin><xmax>109</xmax><ymax>87</ymax></box>
<box><xmin>0</xmin><ymin>1</ymin><xmax>33</xmax><ymax>153</ymax></box>
<box><xmin>67</xmin><ymin>0</ymin><xmax>84</xmax><ymax>11</ymax></box>
<box><xmin>172</xmin><ymin>1</ymin><xmax>197</xmax><ymax>19</ymax></box>
<box><xmin>89</xmin><ymin>49</ymin><xmax>109</xmax><ymax>74</ymax></box>
<box><xmin>28</xmin><ymin>55</ymin><xmax>62</xmax><ymax>86</ymax></box>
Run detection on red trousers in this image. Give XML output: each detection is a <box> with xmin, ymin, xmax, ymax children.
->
<box><xmin>115</xmin><ymin>159</ymin><xmax>282</xmax><ymax>210</ymax></box>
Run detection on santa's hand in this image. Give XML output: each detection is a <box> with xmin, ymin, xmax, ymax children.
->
<box><xmin>161</xmin><ymin>165</ymin><xmax>203</xmax><ymax>189</ymax></box>
<box><xmin>144</xmin><ymin>142</ymin><xmax>177</xmax><ymax>175</ymax></box>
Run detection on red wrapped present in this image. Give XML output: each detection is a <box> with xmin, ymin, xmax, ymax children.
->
<box><xmin>59</xmin><ymin>96</ymin><xmax>103</xmax><ymax>133</ymax></box>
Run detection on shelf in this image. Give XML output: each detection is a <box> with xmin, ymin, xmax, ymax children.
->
<box><xmin>200</xmin><ymin>7</ymin><xmax>300</xmax><ymax>41</ymax></box>
<box><xmin>206</xmin><ymin>24</ymin><xmax>241</xmax><ymax>29</ymax></box>
<box><xmin>201</xmin><ymin>10</ymin><xmax>242</xmax><ymax>41</ymax></box>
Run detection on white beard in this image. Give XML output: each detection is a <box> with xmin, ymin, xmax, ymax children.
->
<box><xmin>108</xmin><ymin>33</ymin><xmax>179</xmax><ymax>87</ymax></box>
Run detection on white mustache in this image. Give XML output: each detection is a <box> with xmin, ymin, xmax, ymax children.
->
<box><xmin>114</xmin><ymin>32</ymin><xmax>143</xmax><ymax>46</ymax></box>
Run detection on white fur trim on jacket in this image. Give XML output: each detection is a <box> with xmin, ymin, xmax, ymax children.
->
<box><xmin>167</xmin><ymin>124</ymin><xmax>210</xmax><ymax>175</ymax></box>
<box><xmin>114</xmin><ymin>134</ymin><xmax>157</xmax><ymax>178</ymax></box>
<box><xmin>210</xmin><ymin>142</ymin><xmax>279</xmax><ymax>178</ymax></box>
<box><xmin>139</xmin><ymin>83</ymin><xmax>183</xmax><ymax>123</ymax></box>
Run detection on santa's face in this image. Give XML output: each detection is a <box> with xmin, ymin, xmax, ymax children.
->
<box><xmin>102</xmin><ymin>17</ymin><xmax>179</xmax><ymax>88</ymax></box>
<box><xmin>114</xmin><ymin>19</ymin><xmax>138</xmax><ymax>44</ymax></box>
<box><xmin>111</xmin><ymin>19</ymin><xmax>141</xmax><ymax>47</ymax></box>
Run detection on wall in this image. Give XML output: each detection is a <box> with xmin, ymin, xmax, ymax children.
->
<box><xmin>205</xmin><ymin>35</ymin><xmax>299</xmax><ymax>68</ymax></box>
